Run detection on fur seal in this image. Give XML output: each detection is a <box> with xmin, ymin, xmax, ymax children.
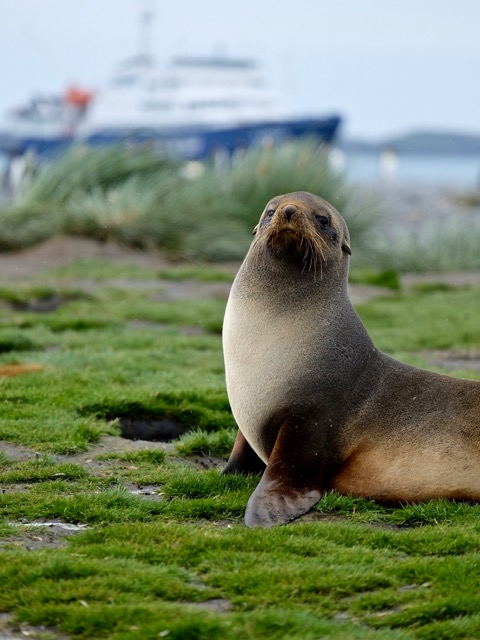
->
<box><xmin>222</xmin><ymin>191</ymin><xmax>480</xmax><ymax>527</ymax></box>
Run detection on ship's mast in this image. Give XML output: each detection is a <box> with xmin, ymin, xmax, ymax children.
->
<box><xmin>139</xmin><ymin>1</ymin><xmax>154</xmax><ymax>64</ymax></box>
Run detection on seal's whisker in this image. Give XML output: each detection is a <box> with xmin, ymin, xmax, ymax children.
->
<box><xmin>301</xmin><ymin>238</ymin><xmax>314</xmax><ymax>274</ymax></box>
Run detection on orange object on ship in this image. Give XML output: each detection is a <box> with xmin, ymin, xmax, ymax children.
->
<box><xmin>64</xmin><ymin>86</ymin><xmax>94</xmax><ymax>108</ymax></box>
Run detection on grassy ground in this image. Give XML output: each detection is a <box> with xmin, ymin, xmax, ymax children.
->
<box><xmin>1</xmin><ymin>254</ymin><xmax>480</xmax><ymax>639</ymax></box>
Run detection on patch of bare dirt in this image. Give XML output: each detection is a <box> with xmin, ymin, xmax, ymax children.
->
<box><xmin>154</xmin><ymin>280</ymin><xmax>232</xmax><ymax>301</ymax></box>
<box><xmin>1</xmin><ymin>234</ymin><xmax>480</xmax><ymax>301</ymax></box>
<box><xmin>190</xmin><ymin>598</ymin><xmax>232</xmax><ymax>613</ymax></box>
<box><xmin>0</xmin><ymin>236</ymin><xmax>171</xmax><ymax>282</ymax></box>
<box><xmin>63</xmin><ymin>435</ymin><xmax>175</xmax><ymax>476</ymax></box>
<box><xmin>187</xmin><ymin>455</ymin><xmax>226</xmax><ymax>470</ymax></box>
<box><xmin>0</xmin><ymin>434</ymin><xmax>219</xmax><ymax>550</ymax></box>
<box><xmin>421</xmin><ymin>349</ymin><xmax>480</xmax><ymax>372</ymax></box>
<box><xmin>348</xmin><ymin>284</ymin><xmax>394</xmax><ymax>305</ymax></box>
<box><xmin>402</xmin><ymin>272</ymin><xmax>480</xmax><ymax>289</ymax></box>
<box><xmin>0</xmin><ymin>613</ymin><xmax>69</xmax><ymax>640</ymax></box>
<box><xmin>0</xmin><ymin>442</ymin><xmax>39</xmax><ymax>462</ymax></box>
<box><xmin>68</xmin><ymin>435</ymin><xmax>175</xmax><ymax>461</ymax></box>
<box><xmin>0</xmin><ymin>522</ymin><xmax>90</xmax><ymax>552</ymax></box>
<box><xmin>0</xmin><ymin>236</ymin><xmax>235</xmax><ymax>308</ymax></box>
<box><xmin>292</xmin><ymin>512</ymin><xmax>349</xmax><ymax>525</ymax></box>
<box><xmin>127</xmin><ymin>319</ymin><xmax>208</xmax><ymax>335</ymax></box>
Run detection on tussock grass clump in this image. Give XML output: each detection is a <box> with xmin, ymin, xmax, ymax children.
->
<box><xmin>160</xmin><ymin>466</ymin><xmax>257</xmax><ymax>500</ymax></box>
<box><xmin>227</xmin><ymin>141</ymin><xmax>352</xmax><ymax>230</ymax></box>
<box><xmin>0</xmin><ymin>146</ymin><xmax>180</xmax><ymax>251</ymax></box>
<box><xmin>80</xmin><ymin>390</ymin><xmax>236</xmax><ymax>435</ymax></box>
<box><xmin>0</xmin><ymin>286</ymin><xmax>60</xmax><ymax>306</ymax></box>
<box><xmin>452</xmin><ymin>189</ymin><xmax>480</xmax><ymax>208</ymax></box>
<box><xmin>22</xmin><ymin>145</ymin><xmax>179</xmax><ymax>206</ymax></box>
<box><xmin>0</xmin><ymin>141</ymin><xmax>378</xmax><ymax>261</ymax></box>
<box><xmin>152</xmin><ymin>140</ymin><xmax>377</xmax><ymax>261</ymax></box>
<box><xmin>0</xmin><ymin>203</ymin><xmax>64</xmax><ymax>251</ymax></box>
<box><xmin>372</xmin><ymin>220</ymin><xmax>480</xmax><ymax>273</ymax></box>
<box><xmin>0</xmin><ymin>458</ymin><xmax>88</xmax><ymax>483</ymax></box>
<box><xmin>175</xmin><ymin>428</ymin><xmax>236</xmax><ymax>457</ymax></box>
<box><xmin>0</xmin><ymin>333</ymin><xmax>40</xmax><ymax>353</ymax></box>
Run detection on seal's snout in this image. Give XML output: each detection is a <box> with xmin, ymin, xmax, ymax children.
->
<box><xmin>282</xmin><ymin>204</ymin><xmax>297</xmax><ymax>221</ymax></box>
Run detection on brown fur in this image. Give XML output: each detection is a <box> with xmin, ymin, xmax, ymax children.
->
<box><xmin>222</xmin><ymin>191</ymin><xmax>480</xmax><ymax>527</ymax></box>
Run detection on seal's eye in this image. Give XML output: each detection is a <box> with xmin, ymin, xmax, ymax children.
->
<box><xmin>315</xmin><ymin>215</ymin><xmax>329</xmax><ymax>229</ymax></box>
<box><xmin>260</xmin><ymin>208</ymin><xmax>276</xmax><ymax>228</ymax></box>
<box><xmin>260</xmin><ymin>209</ymin><xmax>275</xmax><ymax>227</ymax></box>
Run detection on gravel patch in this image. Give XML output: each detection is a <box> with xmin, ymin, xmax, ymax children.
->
<box><xmin>355</xmin><ymin>183</ymin><xmax>480</xmax><ymax>237</ymax></box>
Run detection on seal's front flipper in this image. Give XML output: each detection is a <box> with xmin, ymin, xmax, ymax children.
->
<box><xmin>244</xmin><ymin>416</ymin><xmax>324</xmax><ymax>527</ymax></box>
<box><xmin>245</xmin><ymin>475</ymin><xmax>321</xmax><ymax>527</ymax></box>
<box><xmin>222</xmin><ymin>429</ymin><xmax>266</xmax><ymax>475</ymax></box>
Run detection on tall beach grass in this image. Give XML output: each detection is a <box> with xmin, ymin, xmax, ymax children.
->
<box><xmin>3</xmin><ymin>141</ymin><xmax>480</xmax><ymax>271</ymax></box>
<box><xmin>0</xmin><ymin>141</ymin><xmax>377</xmax><ymax>261</ymax></box>
<box><xmin>372</xmin><ymin>219</ymin><xmax>480</xmax><ymax>273</ymax></box>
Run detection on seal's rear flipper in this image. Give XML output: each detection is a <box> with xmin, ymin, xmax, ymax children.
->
<box><xmin>245</xmin><ymin>476</ymin><xmax>321</xmax><ymax>527</ymax></box>
<box><xmin>222</xmin><ymin>428</ymin><xmax>266</xmax><ymax>475</ymax></box>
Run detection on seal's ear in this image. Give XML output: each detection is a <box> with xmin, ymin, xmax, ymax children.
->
<box><xmin>252</xmin><ymin>224</ymin><xmax>259</xmax><ymax>236</ymax></box>
<box><xmin>342</xmin><ymin>242</ymin><xmax>351</xmax><ymax>255</ymax></box>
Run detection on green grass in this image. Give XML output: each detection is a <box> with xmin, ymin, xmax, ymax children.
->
<box><xmin>0</xmin><ymin>457</ymin><xmax>89</xmax><ymax>484</ymax></box>
<box><xmin>451</xmin><ymin>189</ymin><xmax>480</xmax><ymax>208</ymax></box>
<box><xmin>349</xmin><ymin>268</ymin><xmax>401</xmax><ymax>290</ymax></box>
<box><xmin>357</xmin><ymin>287</ymin><xmax>480</xmax><ymax>355</ymax></box>
<box><xmin>45</xmin><ymin>260</ymin><xmax>234</xmax><ymax>283</ymax></box>
<box><xmin>372</xmin><ymin>220</ymin><xmax>480</xmax><ymax>273</ymax></box>
<box><xmin>2</xmin><ymin>517</ymin><xmax>480</xmax><ymax>638</ymax></box>
<box><xmin>45</xmin><ymin>258</ymin><xmax>160</xmax><ymax>281</ymax></box>
<box><xmin>0</xmin><ymin>141</ymin><xmax>378</xmax><ymax>262</ymax></box>
<box><xmin>1</xmin><ymin>258</ymin><xmax>480</xmax><ymax>639</ymax></box>
<box><xmin>175</xmin><ymin>428</ymin><xmax>236</xmax><ymax>458</ymax></box>
<box><xmin>157</xmin><ymin>266</ymin><xmax>235</xmax><ymax>282</ymax></box>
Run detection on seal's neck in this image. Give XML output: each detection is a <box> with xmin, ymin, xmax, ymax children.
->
<box><xmin>236</xmin><ymin>250</ymin><xmax>350</xmax><ymax>309</ymax></box>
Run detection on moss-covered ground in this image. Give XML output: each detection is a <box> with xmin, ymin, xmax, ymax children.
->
<box><xmin>1</xmin><ymin>253</ymin><xmax>480</xmax><ymax>639</ymax></box>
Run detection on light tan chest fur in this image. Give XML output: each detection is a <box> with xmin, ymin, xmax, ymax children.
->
<box><xmin>223</xmin><ymin>293</ymin><xmax>322</xmax><ymax>460</ymax></box>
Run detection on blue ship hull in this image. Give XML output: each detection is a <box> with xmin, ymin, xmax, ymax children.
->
<box><xmin>0</xmin><ymin>116</ymin><xmax>341</xmax><ymax>160</ymax></box>
<box><xmin>0</xmin><ymin>132</ymin><xmax>73</xmax><ymax>158</ymax></box>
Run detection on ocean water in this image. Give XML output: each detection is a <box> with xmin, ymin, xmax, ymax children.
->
<box><xmin>1</xmin><ymin>150</ymin><xmax>479</xmax><ymax>191</ymax></box>
<box><xmin>342</xmin><ymin>151</ymin><xmax>480</xmax><ymax>188</ymax></box>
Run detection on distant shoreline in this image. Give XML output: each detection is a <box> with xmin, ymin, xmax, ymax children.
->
<box><xmin>339</xmin><ymin>130</ymin><xmax>480</xmax><ymax>156</ymax></box>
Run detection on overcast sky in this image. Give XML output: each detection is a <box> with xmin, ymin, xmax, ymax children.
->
<box><xmin>1</xmin><ymin>0</ymin><xmax>479</xmax><ymax>140</ymax></box>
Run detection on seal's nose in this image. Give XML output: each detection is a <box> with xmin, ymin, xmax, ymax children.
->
<box><xmin>283</xmin><ymin>205</ymin><xmax>297</xmax><ymax>221</ymax></box>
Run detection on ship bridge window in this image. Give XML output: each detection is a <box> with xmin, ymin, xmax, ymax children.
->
<box><xmin>150</xmin><ymin>79</ymin><xmax>178</xmax><ymax>90</ymax></box>
<box><xmin>187</xmin><ymin>101</ymin><xmax>238</xmax><ymax>109</ymax></box>
<box><xmin>113</xmin><ymin>75</ymin><xmax>138</xmax><ymax>86</ymax></box>
<box><xmin>143</xmin><ymin>101</ymin><xmax>172</xmax><ymax>111</ymax></box>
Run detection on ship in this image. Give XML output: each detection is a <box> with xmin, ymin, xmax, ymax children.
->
<box><xmin>0</xmin><ymin>16</ymin><xmax>341</xmax><ymax>161</ymax></box>
<box><xmin>75</xmin><ymin>54</ymin><xmax>341</xmax><ymax>160</ymax></box>
<box><xmin>0</xmin><ymin>87</ymin><xmax>93</xmax><ymax>158</ymax></box>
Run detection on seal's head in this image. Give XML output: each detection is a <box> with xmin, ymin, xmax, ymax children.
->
<box><xmin>252</xmin><ymin>191</ymin><xmax>351</xmax><ymax>273</ymax></box>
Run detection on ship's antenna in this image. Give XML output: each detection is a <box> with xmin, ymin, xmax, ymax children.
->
<box><xmin>139</xmin><ymin>1</ymin><xmax>155</xmax><ymax>64</ymax></box>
